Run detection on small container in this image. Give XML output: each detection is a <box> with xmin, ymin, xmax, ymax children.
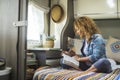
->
<box><xmin>0</xmin><ymin>67</ymin><xmax>12</xmax><ymax>80</ymax></box>
<box><xmin>43</xmin><ymin>36</ymin><xmax>55</xmax><ymax>48</ymax></box>
<box><xmin>43</xmin><ymin>40</ymin><xmax>54</xmax><ymax>48</ymax></box>
<box><xmin>0</xmin><ymin>58</ymin><xmax>6</xmax><ymax>70</ymax></box>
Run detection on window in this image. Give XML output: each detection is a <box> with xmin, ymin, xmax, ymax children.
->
<box><xmin>27</xmin><ymin>4</ymin><xmax>45</xmax><ymax>48</ymax></box>
<box><xmin>27</xmin><ymin>4</ymin><xmax>44</xmax><ymax>41</ymax></box>
<box><xmin>27</xmin><ymin>1</ymin><xmax>49</xmax><ymax>48</ymax></box>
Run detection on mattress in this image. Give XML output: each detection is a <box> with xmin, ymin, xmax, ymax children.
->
<box><xmin>33</xmin><ymin>66</ymin><xmax>120</xmax><ymax>80</ymax></box>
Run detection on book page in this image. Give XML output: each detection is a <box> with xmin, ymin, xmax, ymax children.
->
<box><xmin>62</xmin><ymin>54</ymin><xmax>79</xmax><ymax>67</ymax></box>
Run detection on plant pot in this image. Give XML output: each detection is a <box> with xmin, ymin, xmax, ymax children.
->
<box><xmin>43</xmin><ymin>40</ymin><xmax>54</xmax><ymax>48</ymax></box>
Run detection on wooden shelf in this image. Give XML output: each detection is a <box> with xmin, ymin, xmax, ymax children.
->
<box><xmin>27</xmin><ymin>48</ymin><xmax>62</xmax><ymax>51</ymax></box>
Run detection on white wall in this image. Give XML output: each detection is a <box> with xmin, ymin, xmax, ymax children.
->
<box><xmin>50</xmin><ymin>0</ymin><xmax>68</xmax><ymax>48</ymax></box>
<box><xmin>50</xmin><ymin>0</ymin><xmax>120</xmax><ymax>49</ymax></box>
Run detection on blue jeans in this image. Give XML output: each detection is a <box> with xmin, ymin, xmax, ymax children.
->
<box><xmin>79</xmin><ymin>58</ymin><xmax>112</xmax><ymax>73</ymax></box>
<box><xmin>93</xmin><ymin>58</ymin><xmax>112</xmax><ymax>73</ymax></box>
<box><xmin>60</xmin><ymin>58</ymin><xmax>112</xmax><ymax>73</ymax></box>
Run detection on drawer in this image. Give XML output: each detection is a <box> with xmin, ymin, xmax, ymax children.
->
<box><xmin>46</xmin><ymin>50</ymin><xmax>62</xmax><ymax>59</ymax></box>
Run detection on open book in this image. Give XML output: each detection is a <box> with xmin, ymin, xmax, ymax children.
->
<box><xmin>62</xmin><ymin>54</ymin><xmax>79</xmax><ymax>70</ymax></box>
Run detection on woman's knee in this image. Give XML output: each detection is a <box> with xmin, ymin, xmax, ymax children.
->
<box><xmin>99</xmin><ymin>58</ymin><xmax>107</xmax><ymax>62</ymax></box>
<box><xmin>93</xmin><ymin>58</ymin><xmax>112</xmax><ymax>73</ymax></box>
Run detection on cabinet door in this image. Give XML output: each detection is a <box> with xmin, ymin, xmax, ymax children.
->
<box><xmin>0</xmin><ymin>0</ymin><xmax>19</xmax><ymax>80</ymax></box>
<box><xmin>74</xmin><ymin>0</ymin><xmax>117</xmax><ymax>19</ymax></box>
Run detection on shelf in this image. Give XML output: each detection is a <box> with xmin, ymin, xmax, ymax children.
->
<box><xmin>46</xmin><ymin>56</ymin><xmax>63</xmax><ymax>59</ymax></box>
<box><xmin>27</xmin><ymin>48</ymin><xmax>62</xmax><ymax>66</ymax></box>
<box><xmin>27</xmin><ymin>48</ymin><xmax>62</xmax><ymax>51</ymax></box>
<box><xmin>27</xmin><ymin>60</ymin><xmax>37</xmax><ymax>66</ymax></box>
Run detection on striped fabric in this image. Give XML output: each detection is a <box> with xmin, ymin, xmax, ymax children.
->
<box><xmin>33</xmin><ymin>66</ymin><xmax>120</xmax><ymax>80</ymax></box>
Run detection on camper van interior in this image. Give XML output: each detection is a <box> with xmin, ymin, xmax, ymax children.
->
<box><xmin>0</xmin><ymin>0</ymin><xmax>120</xmax><ymax>80</ymax></box>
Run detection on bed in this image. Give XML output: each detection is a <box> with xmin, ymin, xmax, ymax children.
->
<box><xmin>32</xmin><ymin>29</ymin><xmax>120</xmax><ymax>79</ymax></box>
<box><xmin>32</xmin><ymin>57</ymin><xmax>120</xmax><ymax>80</ymax></box>
<box><xmin>33</xmin><ymin>66</ymin><xmax>120</xmax><ymax>80</ymax></box>
<box><xmin>32</xmin><ymin>0</ymin><xmax>120</xmax><ymax>80</ymax></box>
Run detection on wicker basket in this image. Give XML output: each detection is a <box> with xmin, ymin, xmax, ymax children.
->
<box><xmin>43</xmin><ymin>40</ymin><xmax>54</xmax><ymax>48</ymax></box>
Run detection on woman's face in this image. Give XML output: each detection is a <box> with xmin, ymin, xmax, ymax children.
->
<box><xmin>75</xmin><ymin>26</ymin><xmax>84</xmax><ymax>38</ymax></box>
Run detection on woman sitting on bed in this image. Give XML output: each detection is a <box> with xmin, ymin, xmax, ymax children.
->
<box><xmin>61</xmin><ymin>16</ymin><xmax>112</xmax><ymax>73</ymax></box>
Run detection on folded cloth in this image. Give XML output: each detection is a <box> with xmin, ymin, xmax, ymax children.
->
<box><xmin>108</xmin><ymin>58</ymin><xmax>120</xmax><ymax>70</ymax></box>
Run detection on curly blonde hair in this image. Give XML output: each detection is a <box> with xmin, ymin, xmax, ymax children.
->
<box><xmin>74</xmin><ymin>16</ymin><xmax>101</xmax><ymax>39</ymax></box>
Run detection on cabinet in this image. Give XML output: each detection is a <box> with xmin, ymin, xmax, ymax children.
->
<box><xmin>27</xmin><ymin>48</ymin><xmax>62</xmax><ymax>66</ymax></box>
<box><xmin>26</xmin><ymin>53</ymin><xmax>37</xmax><ymax>80</ymax></box>
<box><xmin>0</xmin><ymin>0</ymin><xmax>27</xmax><ymax>80</ymax></box>
<box><xmin>45</xmin><ymin>49</ymin><xmax>62</xmax><ymax>67</ymax></box>
<box><xmin>26</xmin><ymin>48</ymin><xmax>62</xmax><ymax>80</ymax></box>
<box><xmin>74</xmin><ymin>0</ymin><xmax>118</xmax><ymax>19</ymax></box>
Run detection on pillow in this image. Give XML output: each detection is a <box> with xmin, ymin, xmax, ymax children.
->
<box><xmin>67</xmin><ymin>37</ymin><xmax>82</xmax><ymax>55</ymax></box>
<box><xmin>67</xmin><ymin>37</ymin><xmax>74</xmax><ymax>49</ymax></box>
<box><xmin>106</xmin><ymin>36</ymin><xmax>120</xmax><ymax>62</ymax></box>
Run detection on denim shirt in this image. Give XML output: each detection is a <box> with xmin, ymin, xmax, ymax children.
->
<box><xmin>81</xmin><ymin>34</ymin><xmax>106</xmax><ymax>63</ymax></box>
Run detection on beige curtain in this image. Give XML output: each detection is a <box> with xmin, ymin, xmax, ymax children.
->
<box><xmin>29</xmin><ymin>0</ymin><xmax>49</xmax><ymax>13</ymax></box>
<box><xmin>29</xmin><ymin>0</ymin><xmax>50</xmax><ymax>35</ymax></box>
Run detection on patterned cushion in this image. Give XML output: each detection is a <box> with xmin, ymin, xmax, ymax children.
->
<box><xmin>106</xmin><ymin>36</ymin><xmax>120</xmax><ymax>62</ymax></box>
<box><xmin>67</xmin><ymin>37</ymin><xmax>74</xmax><ymax>49</ymax></box>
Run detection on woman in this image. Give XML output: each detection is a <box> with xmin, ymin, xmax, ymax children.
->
<box><xmin>62</xmin><ymin>16</ymin><xmax>112</xmax><ymax>73</ymax></box>
<box><xmin>73</xmin><ymin>16</ymin><xmax>112</xmax><ymax>73</ymax></box>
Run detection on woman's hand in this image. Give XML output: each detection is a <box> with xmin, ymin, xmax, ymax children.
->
<box><xmin>73</xmin><ymin>55</ymin><xmax>81</xmax><ymax>61</ymax></box>
<box><xmin>62</xmin><ymin>51</ymin><xmax>68</xmax><ymax>54</ymax></box>
<box><xmin>62</xmin><ymin>50</ymin><xmax>76</xmax><ymax>57</ymax></box>
<box><xmin>74</xmin><ymin>56</ymin><xmax>90</xmax><ymax>62</ymax></box>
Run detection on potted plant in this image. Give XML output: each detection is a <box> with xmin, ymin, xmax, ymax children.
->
<box><xmin>43</xmin><ymin>36</ymin><xmax>55</xmax><ymax>48</ymax></box>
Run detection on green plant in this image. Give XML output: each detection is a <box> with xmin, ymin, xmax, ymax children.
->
<box><xmin>46</xmin><ymin>36</ymin><xmax>55</xmax><ymax>41</ymax></box>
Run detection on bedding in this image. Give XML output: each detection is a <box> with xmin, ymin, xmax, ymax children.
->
<box><xmin>33</xmin><ymin>66</ymin><xmax>120</xmax><ymax>80</ymax></box>
<box><xmin>108</xmin><ymin>58</ymin><xmax>120</xmax><ymax>72</ymax></box>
